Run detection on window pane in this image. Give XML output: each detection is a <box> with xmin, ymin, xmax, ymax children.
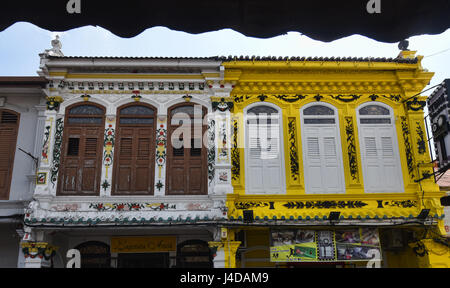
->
<box><xmin>247</xmin><ymin>106</ymin><xmax>278</xmax><ymax>115</ymax></box>
<box><xmin>359</xmin><ymin>105</ymin><xmax>390</xmax><ymax>115</ymax></box>
<box><xmin>190</xmin><ymin>139</ymin><xmax>202</xmax><ymax>156</ymax></box>
<box><xmin>120</xmin><ymin>105</ymin><xmax>154</xmax><ymax>115</ymax></box>
<box><xmin>119</xmin><ymin>118</ymin><xmax>154</xmax><ymax>124</ymax></box>
<box><xmin>304</xmin><ymin>118</ymin><xmax>335</xmax><ymax>124</ymax></box>
<box><xmin>303</xmin><ymin>105</ymin><xmax>334</xmax><ymax>115</ymax></box>
<box><xmin>67</xmin><ymin>117</ymin><xmax>103</xmax><ymax>124</ymax></box>
<box><xmin>360</xmin><ymin>118</ymin><xmax>391</xmax><ymax>124</ymax></box>
<box><xmin>68</xmin><ymin>105</ymin><xmax>104</xmax><ymax>115</ymax></box>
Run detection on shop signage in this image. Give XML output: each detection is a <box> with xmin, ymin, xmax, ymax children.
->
<box><xmin>111</xmin><ymin>236</ymin><xmax>177</xmax><ymax>253</ymax></box>
<box><xmin>270</xmin><ymin>228</ymin><xmax>381</xmax><ymax>262</ymax></box>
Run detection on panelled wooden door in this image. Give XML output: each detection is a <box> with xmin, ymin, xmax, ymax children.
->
<box><xmin>0</xmin><ymin>109</ymin><xmax>20</xmax><ymax>200</ymax></box>
<box><xmin>112</xmin><ymin>104</ymin><xmax>156</xmax><ymax>195</ymax></box>
<box><xmin>167</xmin><ymin>104</ymin><xmax>207</xmax><ymax>195</ymax></box>
<box><xmin>57</xmin><ymin>104</ymin><xmax>105</xmax><ymax>196</ymax></box>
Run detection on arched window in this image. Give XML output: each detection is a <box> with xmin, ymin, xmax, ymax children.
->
<box><xmin>357</xmin><ymin>103</ymin><xmax>403</xmax><ymax>193</ymax></box>
<box><xmin>57</xmin><ymin>103</ymin><xmax>105</xmax><ymax>196</ymax></box>
<box><xmin>112</xmin><ymin>103</ymin><xmax>156</xmax><ymax>195</ymax></box>
<box><xmin>176</xmin><ymin>240</ymin><xmax>212</xmax><ymax>268</ymax></box>
<box><xmin>300</xmin><ymin>103</ymin><xmax>345</xmax><ymax>194</ymax></box>
<box><xmin>0</xmin><ymin>109</ymin><xmax>20</xmax><ymax>200</ymax></box>
<box><xmin>245</xmin><ymin>104</ymin><xmax>285</xmax><ymax>194</ymax></box>
<box><xmin>74</xmin><ymin>241</ymin><xmax>111</xmax><ymax>268</ymax></box>
<box><xmin>167</xmin><ymin>103</ymin><xmax>207</xmax><ymax>195</ymax></box>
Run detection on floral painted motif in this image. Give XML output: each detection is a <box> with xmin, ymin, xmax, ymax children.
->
<box><xmin>89</xmin><ymin>202</ymin><xmax>177</xmax><ymax>211</ymax></box>
<box><xmin>155</xmin><ymin>123</ymin><xmax>167</xmax><ymax>177</ymax></box>
<box><xmin>345</xmin><ymin>117</ymin><xmax>359</xmax><ymax>182</ymax></box>
<box><xmin>155</xmin><ymin>180</ymin><xmax>163</xmax><ymax>192</ymax></box>
<box><xmin>41</xmin><ymin>123</ymin><xmax>51</xmax><ymax>163</ymax></box>
<box><xmin>21</xmin><ymin>242</ymin><xmax>58</xmax><ymax>260</ymax></box>
<box><xmin>208</xmin><ymin>119</ymin><xmax>215</xmax><ymax>184</ymax></box>
<box><xmin>288</xmin><ymin>118</ymin><xmax>300</xmax><ymax>181</ymax></box>
<box><xmin>46</xmin><ymin>96</ymin><xmax>63</xmax><ymax>111</ymax></box>
<box><xmin>101</xmin><ymin>179</ymin><xmax>110</xmax><ymax>192</ymax></box>
<box><xmin>50</xmin><ymin>118</ymin><xmax>63</xmax><ymax>187</ymax></box>
<box><xmin>217</xmin><ymin>121</ymin><xmax>228</xmax><ymax>161</ymax></box>
<box><xmin>103</xmin><ymin>125</ymin><xmax>115</xmax><ymax>176</ymax></box>
<box><xmin>231</xmin><ymin>119</ymin><xmax>240</xmax><ymax>181</ymax></box>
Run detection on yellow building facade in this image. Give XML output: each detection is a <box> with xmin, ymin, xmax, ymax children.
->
<box><xmin>215</xmin><ymin>51</ymin><xmax>450</xmax><ymax>268</ymax></box>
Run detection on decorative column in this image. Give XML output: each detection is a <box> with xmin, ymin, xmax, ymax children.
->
<box><xmin>35</xmin><ymin>96</ymin><xmax>64</xmax><ymax>198</ymax></box>
<box><xmin>224</xmin><ymin>241</ymin><xmax>242</xmax><ymax>268</ymax></box>
<box><xmin>208</xmin><ymin>227</ymin><xmax>241</xmax><ymax>268</ymax></box>
<box><xmin>100</xmin><ymin>114</ymin><xmax>116</xmax><ymax>196</ymax></box>
<box><xmin>208</xmin><ymin>241</ymin><xmax>225</xmax><ymax>268</ymax></box>
<box><xmin>154</xmin><ymin>114</ymin><xmax>167</xmax><ymax>196</ymax></box>
<box><xmin>21</xmin><ymin>242</ymin><xmax>59</xmax><ymax>268</ymax></box>
<box><xmin>210</xmin><ymin>97</ymin><xmax>234</xmax><ymax>195</ymax></box>
<box><xmin>409</xmin><ymin>239</ymin><xmax>450</xmax><ymax>268</ymax></box>
<box><xmin>404</xmin><ymin>97</ymin><xmax>437</xmax><ymax>191</ymax></box>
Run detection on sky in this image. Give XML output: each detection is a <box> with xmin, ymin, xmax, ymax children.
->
<box><xmin>0</xmin><ymin>21</ymin><xmax>449</xmax><ymax>97</ymax></box>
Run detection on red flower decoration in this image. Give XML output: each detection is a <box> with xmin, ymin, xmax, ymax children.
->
<box><xmin>159</xmin><ymin>203</ymin><xmax>165</xmax><ymax>210</ymax></box>
<box><xmin>109</xmin><ymin>124</ymin><xmax>112</xmax><ymax>128</ymax></box>
<box><xmin>108</xmin><ymin>131</ymin><xmax>112</xmax><ymax>135</ymax></box>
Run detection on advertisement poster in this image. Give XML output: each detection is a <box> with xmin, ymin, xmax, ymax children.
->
<box><xmin>270</xmin><ymin>228</ymin><xmax>381</xmax><ymax>262</ymax></box>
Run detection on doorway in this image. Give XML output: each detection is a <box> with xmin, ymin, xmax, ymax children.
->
<box><xmin>117</xmin><ymin>253</ymin><xmax>170</xmax><ymax>268</ymax></box>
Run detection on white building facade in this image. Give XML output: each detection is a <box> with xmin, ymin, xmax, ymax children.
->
<box><xmin>21</xmin><ymin>41</ymin><xmax>234</xmax><ymax>268</ymax></box>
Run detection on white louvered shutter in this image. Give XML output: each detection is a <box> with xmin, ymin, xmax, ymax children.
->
<box><xmin>302</xmin><ymin>126</ymin><xmax>345</xmax><ymax>194</ymax></box>
<box><xmin>360</xmin><ymin>126</ymin><xmax>403</xmax><ymax>192</ymax></box>
<box><xmin>246</xmin><ymin>117</ymin><xmax>284</xmax><ymax>194</ymax></box>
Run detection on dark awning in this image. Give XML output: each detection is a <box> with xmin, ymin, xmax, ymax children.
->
<box><xmin>1</xmin><ymin>0</ymin><xmax>450</xmax><ymax>43</ymax></box>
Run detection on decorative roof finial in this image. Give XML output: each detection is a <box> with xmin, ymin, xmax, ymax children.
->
<box><xmin>398</xmin><ymin>39</ymin><xmax>409</xmax><ymax>51</ymax></box>
<box><xmin>45</xmin><ymin>34</ymin><xmax>64</xmax><ymax>57</ymax></box>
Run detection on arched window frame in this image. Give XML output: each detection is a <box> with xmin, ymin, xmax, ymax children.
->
<box><xmin>243</xmin><ymin>102</ymin><xmax>286</xmax><ymax>195</ymax></box>
<box><xmin>57</xmin><ymin>102</ymin><xmax>106</xmax><ymax>196</ymax></box>
<box><xmin>300</xmin><ymin>102</ymin><xmax>346</xmax><ymax>194</ymax></box>
<box><xmin>111</xmin><ymin>102</ymin><xmax>157</xmax><ymax>195</ymax></box>
<box><xmin>166</xmin><ymin>102</ymin><xmax>208</xmax><ymax>195</ymax></box>
<box><xmin>355</xmin><ymin>102</ymin><xmax>404</xmax><ymax>193</ymax></box>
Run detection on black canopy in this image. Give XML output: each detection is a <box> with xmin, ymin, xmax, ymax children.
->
<box><xmin>1</xmin><ymin>0</ymin><xmax>449</xmax><ymax>42</ymax></box>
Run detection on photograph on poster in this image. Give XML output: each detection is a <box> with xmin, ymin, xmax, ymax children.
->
<box><xmin>270</xmin><ymin>228</ymin><xmax>381</xmax><ymax>262</ymax></box>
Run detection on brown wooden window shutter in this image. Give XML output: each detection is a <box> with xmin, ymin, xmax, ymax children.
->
<box><xmin>112</xmin><ymin>103</ymin><xmax>156</xmax><ymax>195</ymax></box>
<box><xmin>0</xmin><ymin>109</ymin><xmax>20</xmax><ymax>200</ymax></box>
<box><xmin>57</xmin><ymin>103</ymin><xmax>105</xmax><ymax>196</ymax></box>
<box><xmin>167</xmin><ymin>103</ymin><xmax>207</xmax><ymax>195</ymax></box>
